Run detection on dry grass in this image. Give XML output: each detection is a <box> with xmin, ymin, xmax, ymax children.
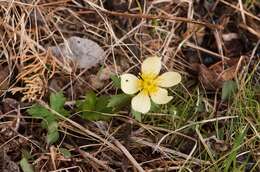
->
<box><xmin>0</xmin><ymin>0</ymin><xmax>260</xmax><ymax>172</ymax></box>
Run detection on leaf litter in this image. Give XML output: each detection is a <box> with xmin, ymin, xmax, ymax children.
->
<box><xmin>0</xmin><ymin>0</ymin><xmax>260</xmax><ymax>172</ymax></box>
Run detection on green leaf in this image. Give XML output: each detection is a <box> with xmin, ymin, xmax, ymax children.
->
<box><xmin>40</xmin><ymin>115</ymin><xmax>56</xmax><ymax>129</ymax></box>
<box><xmin>221</xmin><ymin>80</ymin><xmax>237</xmax><ymax>101</ymax></box>
<box><xmin>107</xmin><ymin>94</ymin><xmax>131</xmax><ymax>111</ymax></box>
<box><xmin>21</xmin><ymin>150</ymin><xmax>33</xmax><ymax>160</ymax></box>
<box><xmin>78</xmin><ymin>91</ymin><xmax>97</xmax><ymax>111</ymax></box>
<box><xmin>91</xmin><ymin>96</ymin><xmax>113</xmax><ymax>120</ymax></box>
<box><xmin>77</xmin><ymin>92</ymin><xmax>112</xmax><ymax>121</ymax></box>
<box><xmin>28</xmin><ymin>104</ymin><xmax>56</xmax><ymax>129</ymax></box>
<box><xmin>47</xmin><ymin>130</ymin><xmax>59</xmax><ymax>145</ymax></box>
<box><xmin>96</xmin><ymin>96</ymin><xmax>110</xmax><ymax>111</ymax></box>
<box><xmin>47</xmin><ymin>121</ymin><xmax>58</xmax><ymax>133</ymax></box>
<box><xmin>59</xmin><ymin>148</ymin><xmax>72</xmax><ymax>158</ymax></box>
<box><xmin>27</xmin><ymin>93</ymin><xmax>71</xmax><ymax>145</ymax></box>
<box><xmin>96</xmin><ymin>96</ymin><xmax>113</xmax><ymax>113</ymax></box>
<box><xmin>27</xmin><ymin>104</ymin><xmax>52</xmax><ymax>119</ymax></box>
<box><xmin>132</xmin><ymin>109</ymin><xmax>142</xmax><ymax>122</ymax></box>
<box><xmin>50</xmin><ymin>92</ymin><xmax>65</xmax><ymax>110</ymax></box>
<box><xmin>77</xmin><ymin>91</ymin><xmax>98</xmax><ymax>121</ymax></box>
<box><xmin>50</xmin><ymin>92</ymin><xmax>69</xmax><ymax>116</ymax></box>
<box><xmin>28</xmin><ymin>104</ymin><xmax>60</xmax><ymax>144</ymax></box>
<box><xmin>110</xmin><ymin>75</ymin><xmax>121</xmax><ymax>88</ymax></box>
<box><xmin>20</xmin><ymin>158</ymin><xmax>34</xmax><ymax>172</ymax></box>
<box><xmin>83</xmin><ymin>112</ymin><xmax>109</xmax><ymax>121</ymax></box>
<box><xmin>47</xmin><ymin>122</ymin><xmax>59</xmax><ymax>144</ymax></box>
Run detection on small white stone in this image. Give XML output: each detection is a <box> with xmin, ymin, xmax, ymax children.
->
<box><xmin>50</xmin><ymin>36</ymin><xmax>105</xmax><ymax>69</ymax></box>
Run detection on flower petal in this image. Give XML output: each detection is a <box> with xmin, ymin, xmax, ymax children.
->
<box><xmin>150</xmin><ymin>88</ymin><xmax>172</xmax><ymax>104</ymax></box>
<box><xmin>141</xmin><ymin>56</ymin><xmax>161</xmax><ymax>76</ymax></box>
<box><xmin>121</xmin><ymin>74</ymin><xmax>139</xmax><ymax>94</ymax></box>
<box><xmin>131</xmin><ymin>91</ymin><xmax>151</xmax><ymax>113</ymax></box>
<box><xmin>157</xmin><ymin>72</ymin><xmax>181</xmax><ymax>88</ymax></box>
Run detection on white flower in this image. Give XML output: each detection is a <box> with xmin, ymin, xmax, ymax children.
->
<box><xmin>121</xmin><ymin>56</ymin><xmax>181</xmax><ymax>113</ymax></box>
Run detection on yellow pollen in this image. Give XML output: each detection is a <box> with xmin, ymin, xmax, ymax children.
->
<box><xmin>138</xmin><ymin>73</ymin><xmax>158</xmax><ymax>94</ymax></box>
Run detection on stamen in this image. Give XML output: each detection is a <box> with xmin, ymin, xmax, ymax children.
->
<box><xmin>138</xmin><ymin>73</ymin><xmax>158</xmax><ymax>94</ymax></box>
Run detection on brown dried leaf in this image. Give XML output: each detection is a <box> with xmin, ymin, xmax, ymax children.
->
<box><xmin>89</xmin><ymin>74</ymin><xmax>104</xmax><ymax>89</ymax></box>
<box><xmin>0</xmin><ymin>65</ymin><xmax>9</xmax><ymax>94</ymax></box>
<box><xmin>209</xmin><ymin>58</ymin><xmax>243</xmax><ymax>81</ymax></box>
<box><xmin>99</xmin><ymin>65</ymin><xmax>122</xmax><ymax>81</ymax></box>
<box><xmin>206</xmin><ymin>136</ymin><xmax>230</xmax><ymax>153</ymax></box>
<box><xmin>196</xmin><ymin>57</ymin><xmax>244</xmax><ymax>90</ymax></box>
<box><xmin>198</xmin><ymin>64</ymin><xmax>222</xmax><ymax>90</ymax></box>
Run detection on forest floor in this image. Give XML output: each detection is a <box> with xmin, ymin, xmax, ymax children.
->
<box><xmin>0</xmin><ymin>0</ymin><xmax>260</xmax><ymax>172</ymax></box>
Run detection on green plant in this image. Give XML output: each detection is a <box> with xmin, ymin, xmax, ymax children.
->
<box><xmin>19</xmin><ymin>150</ymin><xmax>34</xmax><ymax>172</ymax></box>
<box><xmin>76</xmin><ymin>91</ymin><xmax>131</xmax><ymax>121</ymax></box>
<box><xmin>27</xmin><ymin>92</ymin><xmax>69</xmax><ymax>144</ymax></box>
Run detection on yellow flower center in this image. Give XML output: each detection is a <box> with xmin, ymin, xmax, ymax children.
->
<box><xmin>138</xmin><ymin>73</ymin><xmax>158</xmax><ymax>94</ymax></box>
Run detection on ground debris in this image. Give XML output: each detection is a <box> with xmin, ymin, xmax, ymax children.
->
<box><xmin>0</xmin><ymin>0</ymin><xmax>259</xmax><ymax>171</ymax></box>
<box><xmin>192</xmin><ymin>57</ymin><xmax>244</xmax><ymax>90</ymax></box>
<box><xmin>0</xmin><ymin>151</ymin><xmax>20</xmax><ymax>172</ymax></box>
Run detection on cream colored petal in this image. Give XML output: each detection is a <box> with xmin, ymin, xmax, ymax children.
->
<box><xmin>131</xmin><ymin>91</ymin><xmax>151</xmax><ymax>114</ymax></box>
<box><xmin>121</xmin><ymin>74</ymin><xmax>139</xmax><ymax>94</ymax></box>
<box><xmin>150</xmin><ymin>88</ymin><xmax>172</xmax><ymax>104</ymax></box>
<box><xmin>141</xmin><ymin>56</ymin><xmax>161</xmax><ymax>76</ymax></box>
<box><xmin>157</xmin><ymin>72</ymin><xmax>181</xmax><ymax>88</ymax></box>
